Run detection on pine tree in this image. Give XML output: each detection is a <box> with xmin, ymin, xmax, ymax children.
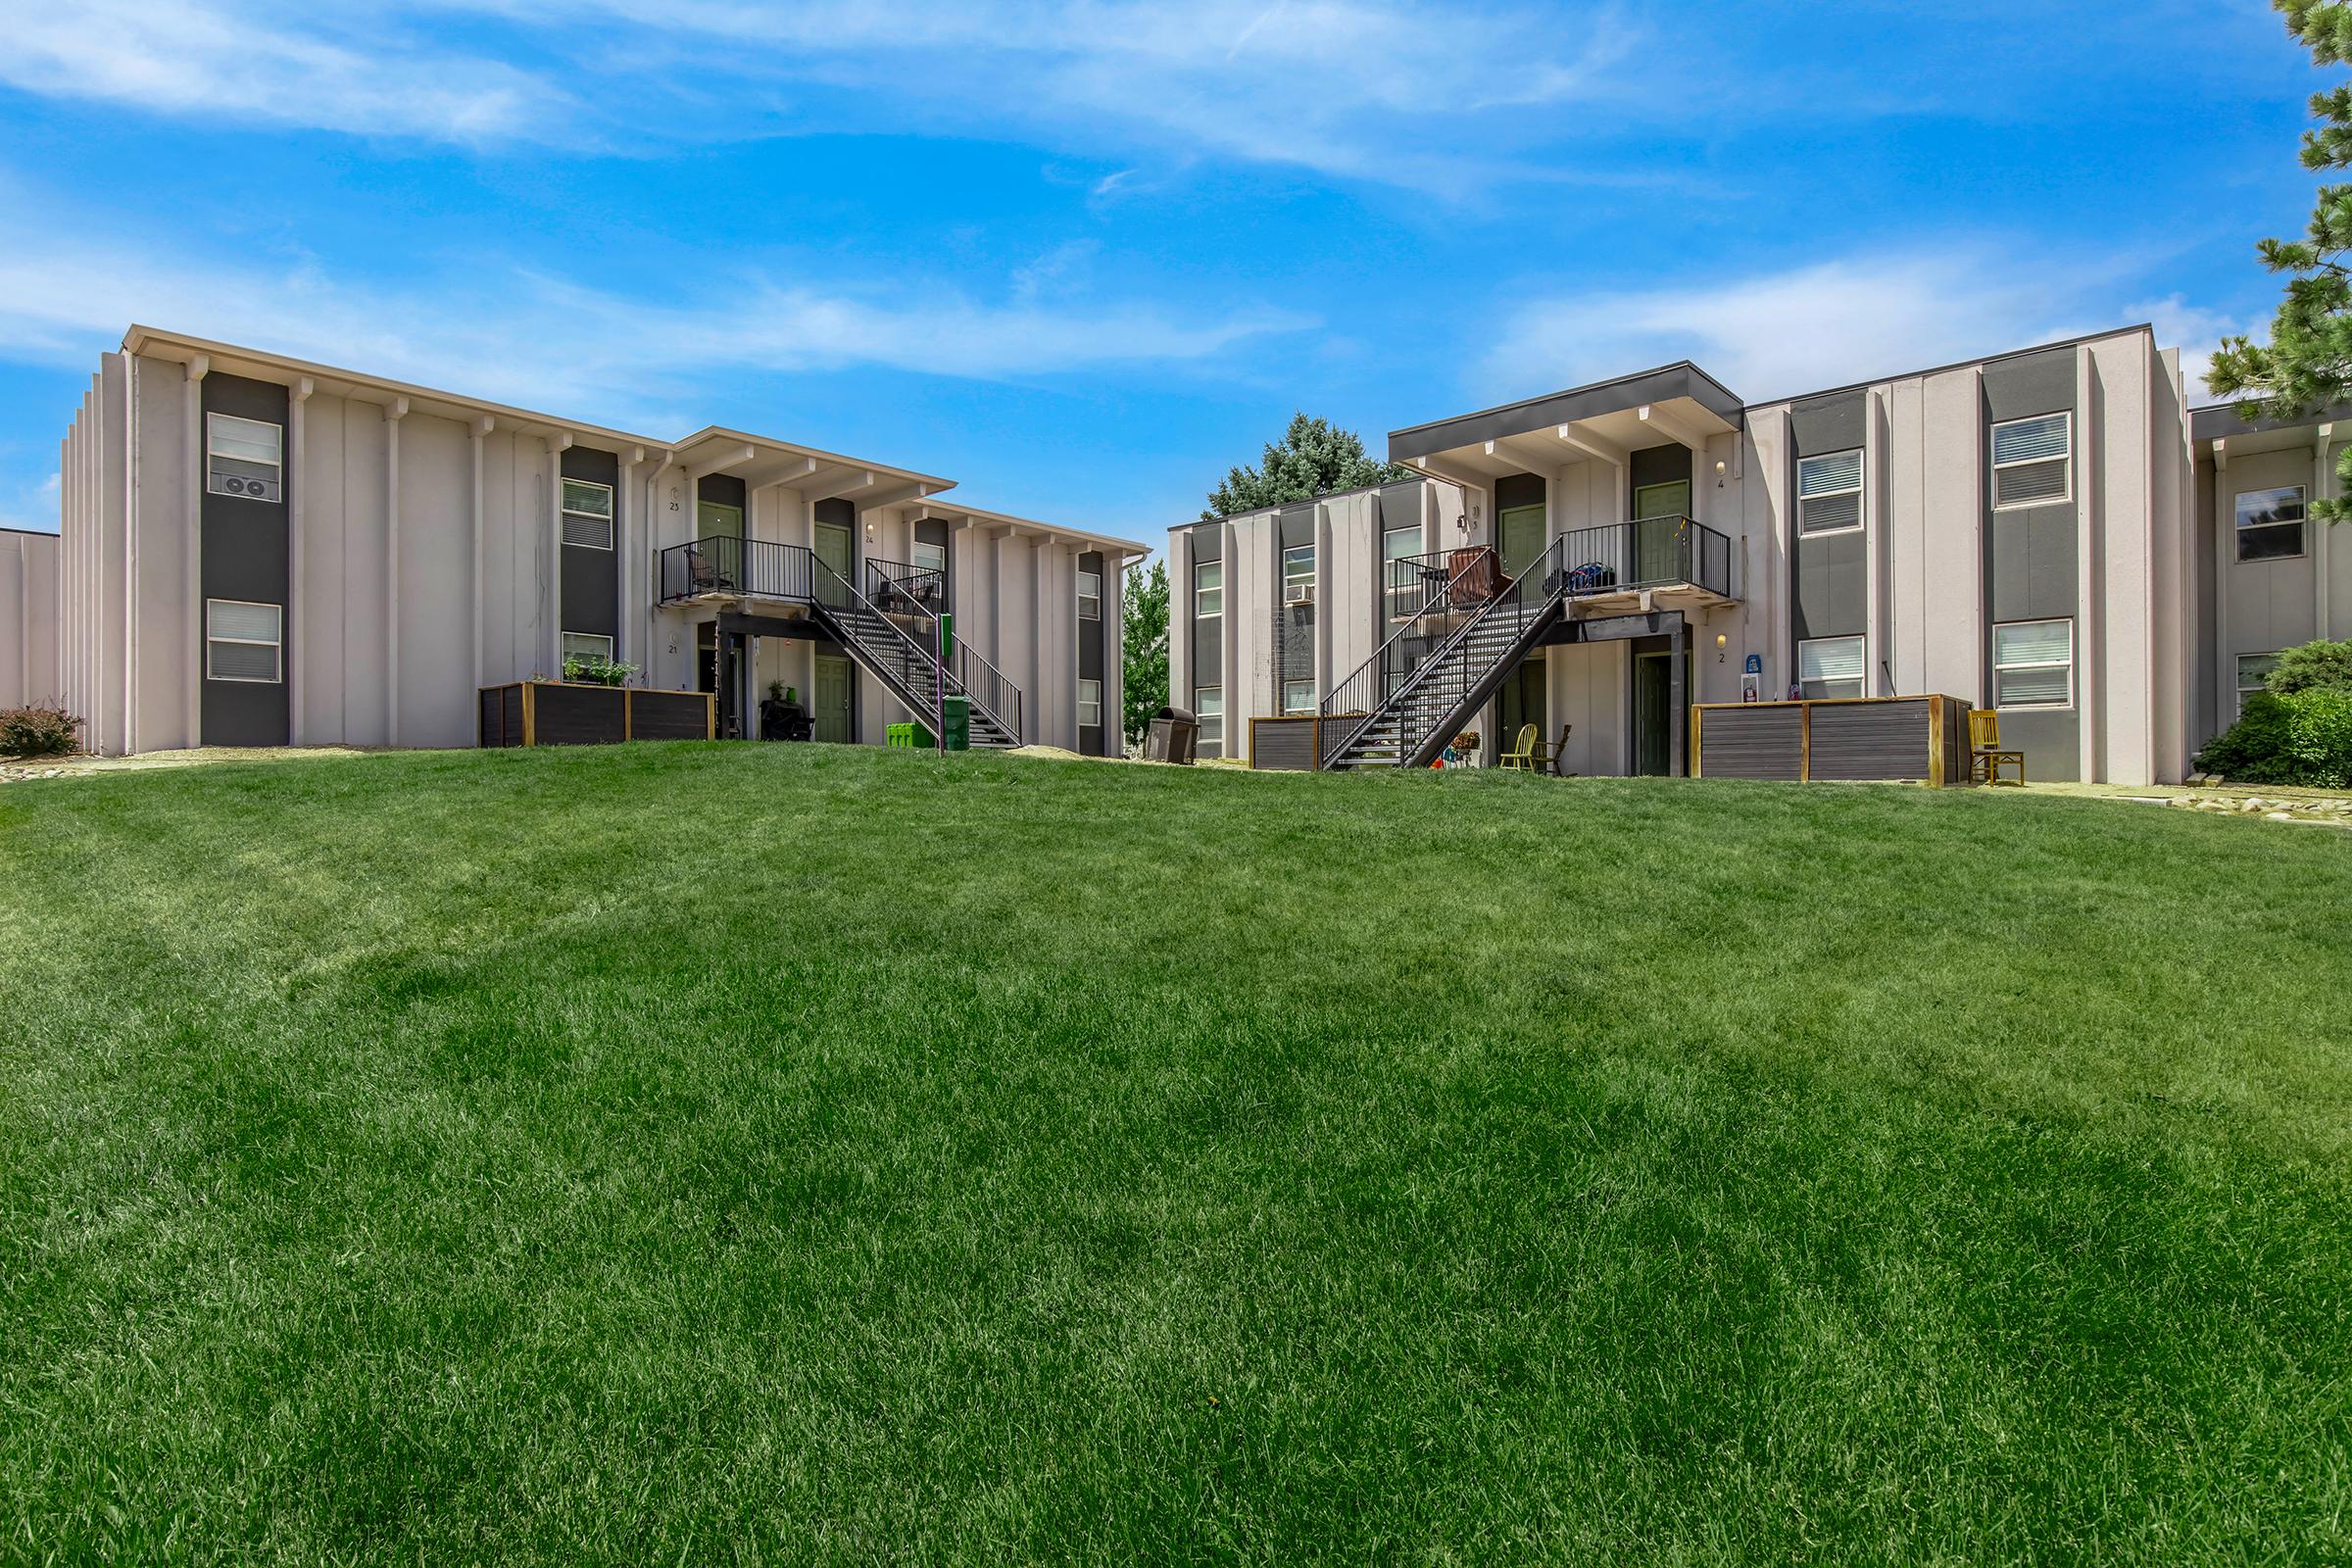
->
<box><xmin>2210</xmin><ymin>0</ymin><xmax>2352</xmax><ymax>520</ymax></box>
<box><xmin>1119</xmin><ymin>559</ymin><xmax>1170</xmax><ymax>747</ymax></box>
<box><xmin>1200</xmin><ymin>414</ymin><xmax>1411</xmax><ymax>520</ymax></box>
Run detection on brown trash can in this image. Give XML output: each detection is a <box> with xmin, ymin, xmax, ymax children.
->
<box><xmin>1145</xmin><ymin>706</ymin><xmax>1199</xmax><ymax>764</ymax></box>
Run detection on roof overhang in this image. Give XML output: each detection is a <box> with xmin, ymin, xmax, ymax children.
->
<box><xmin>670</xmin><ymin>426</ymin><xmax>951</xmax><ymax>509</ymax></box>
<box><xmin>912</xmin><ymin>501</ymin><xmax>1150</xmax><ymax>560</ymax></box>
<box><xmin>2190</xmin><ymin>398</ymin><xmax>2352</xmax><ymax>459</ymax></box>
<box><xmin>1389</xmin><ymin>362</ymin><xmax>1745</xmax><ymax>476</ymax></box>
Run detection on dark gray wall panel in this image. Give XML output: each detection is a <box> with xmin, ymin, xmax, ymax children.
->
<box><xmin>1794</xmin><ymin>532</ymin><xmax>1867</xmax><ymax>642</ymax></box>
<box><xmin>1988</xmin><ymin>508</ymin><xmax>2077</xmax><ymax>624</ymax></box>
<box><xmin>1277</xmin><ymin>504</ymin><xmax>1314</xmax><ymax>549</ymax></box>
<box><xmin>1189</xmin><ymin>522</ymin><xmax>1222</xmax><ymax>689</ymax></box>
<box><xmin>561</xmin><ymin>445</ymin><xmax>619</xmax><ymax>640</ymax></box>
<box><xmin>1189</xmin><ymin>521</ymin><xmax>1222</xmax><ymax>563</ymax></box>
<box><xmin>1078</xmin><ymin>548</ymin><xmax>1105</xmax><ymax>755</ymax></box>
<box><xmin>1983</xmin><ymin>347</ymin><xmax>2077</xmax><ymax>422</ymax></box>
<box><xmin>1494</xmin><ymin>472</ymin><xmax>1544</xmax><ymax>513</ymax></box>
<box><xmin>2001</xmin><ymin>708</ymin><xmax>2080</xmax><ymax>782</ymax></box>
<box><xmin>703</xmin><ymin>472</ymin><xmax>750</xmax><ymax>512</ymax></box>
<box><xmin>1790</xmin><ymin>392</ymin><xmax>1867</xmax><ymax>456</ymax></box>
<box><xmin>200</xmin><ymin>371</ymin><xmax>290</xmax><ymax>746</ymax></box>
<box><xmin>1630</xmin><ymin>444</ymin><xmax>1690</xmax><ymax>492</ymax></box>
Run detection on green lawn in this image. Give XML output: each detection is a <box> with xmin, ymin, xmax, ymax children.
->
<box><xmin>3</xmin><ymin>745</ymin><xmax>2348</xmax><ymax>1564</ymax></box>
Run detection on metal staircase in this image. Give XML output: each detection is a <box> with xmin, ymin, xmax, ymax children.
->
<box><xmin>1318</xmin><ymin>516</ymin><xmax>1733</xmax><ymax>772</ymax></box>
<box><xmin>808</xmin><ymin>556</ymin><xmax>1023</xmax><ymax>747</ymax></box>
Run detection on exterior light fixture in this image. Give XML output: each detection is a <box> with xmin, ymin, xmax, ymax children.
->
<box><xmin>1715</xmin><ymin>460</ymin><xmax>1728</xmax><ymax>488</ymax></box>
<box><xmin>1716</xmin><ymin>633</ymin><xmax>1728</xmax><ymax>662</ymax></box>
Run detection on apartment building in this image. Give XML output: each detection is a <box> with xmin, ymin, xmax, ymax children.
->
<box><xmin>33</xmin><ymin>327</ymin><xmax>1143</xmax><ymax>757</ymax></box>
<box><xmin>1172</xmin><ymin>324</ymin><xmax>2319</xmax><ymax>787</ymax></box>
<box><xmin>1</xmin><ymin>526</ymin><xmax>60</xmax><ymax>710</ymax></box>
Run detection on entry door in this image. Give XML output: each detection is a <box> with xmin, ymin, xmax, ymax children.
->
<box><xmin>1630</xmin><ymin>481</ymin><xmax>1690</xmax><ymax>583</ymax></box>
<box><xmin>1498</xmin><ymin>657</ymin><xmax>1545</xmax><ymax>759</ymax></box>
<box><xmin>1632</xmin><ymin>651</ymin><xmax>1690</xmax><ymax>776</ymax></box>
<box><xmin>813</xmin><ymin>653</ymin><xmax>853</xmax><ymax>744</ymax></box>
<box><xmin>1498</xmin><ymin>504</ymin><xmax>1545</xmax><ymax>582</ymax></box>
<box><xmin>814</xmin><ymin>520</ymin><xmax>854</xmax><ymax>608</ymax></box>
<box><xmin>699</xmin><ymin>501</ymin><xmax>743</xmax><ymax>540</ymax></box>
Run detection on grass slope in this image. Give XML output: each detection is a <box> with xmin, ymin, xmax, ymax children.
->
<box><xmin>2</xmin><ymin>745</ymin><xmax>2348</xmax><ymax>1564</ymax></box>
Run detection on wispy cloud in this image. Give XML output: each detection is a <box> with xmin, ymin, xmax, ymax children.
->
<box><xmin>0</xmin><ymin>0</ymin><xmax>1647</xmax><ymax>185</ymax></box>
<box><xmin>1479</xmin><ymin>250</ymin><xmax>2211</xmax><ymax>405</ymax></box>
<box><xmin>0</xmin><ymin>472</ymin><xmax>61</xmax><ymax>533</ymax></box>
<box><xmin>0</xmin><ymin>193</ymin><xmax>1314</xmax><ymax>428</ymax></box>
<box><xmin>0</xmin><ymin>0</ymin><xmax>567</xmax><ymax>143</ymax></box>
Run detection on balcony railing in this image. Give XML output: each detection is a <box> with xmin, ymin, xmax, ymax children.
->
<box><xmin>865</xmin><ymin>557</ymin><xmax>948</xmax><ymax>617</ymax></box>
<box><xmin>1546</xmin><ymin>515</ymin><xmax>1732</xmax><ymax>600</ymax></box>
<box><xmin>658</xmin><ymin>536</ymin><xmax>813</xmax><ymax>604</ymax></box>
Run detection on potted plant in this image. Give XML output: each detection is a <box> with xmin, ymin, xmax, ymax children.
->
<box><xmin>562</xmin><ymin>652</ymin><xmax>640</xmax><ymax>687</ymax></box>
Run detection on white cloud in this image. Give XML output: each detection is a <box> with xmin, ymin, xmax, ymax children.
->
<box><xmin>0</xmin><ymin>196</ymin><xmax>1312</xmax><ymax>428</ymax></box>
<box><xmin>0</xmin><ymin>0</ymin><xmax>567</xmax><ymax>143</ymax></box>
<box><xmin>0</xmin><ymin>0</ymin><xmax>1645</xmax><ymax>184</ymax></box>
<box><xmin>0</xmin><ymin>472</ymin><xmax>61</xmax><ymax>533</ymax></box>
<box><xmin>1481</xmin><ymin>251</ymin><xmax>2223</xmax><ymax>405</ymax></box>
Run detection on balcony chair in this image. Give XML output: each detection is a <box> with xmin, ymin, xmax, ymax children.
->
<box><xmin>686</xmin><ymin>545</ymin><xmax>732</xmax><ymax>595</ymax></box>
<box><xmin>1446</xmin><ymin>548</ymin><xmax>1500</xmax><ymax>608</ymax></box>
<box><xmin>1969</xmin><ymin>709</ymin><xmax>2025</xmax><ymax>785</ymax></box>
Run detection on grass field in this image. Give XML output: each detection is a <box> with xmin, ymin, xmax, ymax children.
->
<box><xmin>2</xmin><ymin>743</ymin><xmax>2348</xmax><ymax>1563</ymax></box>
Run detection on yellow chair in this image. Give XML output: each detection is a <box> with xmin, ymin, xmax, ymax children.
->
<box><xmin>1499</xmin><ymin>723</ymin><xmax>1543</xmax><ymax>771</ymax></box>
<box><xmin>1970</xmin><ymin>709</ymin><xmax>2026</xmax><ymax>785</ymax></box>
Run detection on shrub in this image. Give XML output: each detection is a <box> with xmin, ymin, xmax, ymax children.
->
<box><xmin>2195</xmin><ymin>692</ymin><xmax>2300</xmax><ymax>783</ymax></box>
<box><xmin>0</xmin><ymin>704</ymin><xmax>83</xmax><ymax>759</ymax></box>
<box><xmin>2267</xmin><ymin>638</ymin><xmax>2352</xmax><ymax>698</ymax></box>
<box><xmin>562</xmin><ymin>654</ymin><xmax>639</xmax><ymax>687</ymax></box>
<box><xmin>2285</xmin><ymin>687</ymin><xmax>2352</xmax><ymax>789</ymax></box>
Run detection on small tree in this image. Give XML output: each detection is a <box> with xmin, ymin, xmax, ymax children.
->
<box><xmin>1201</xmin><ymin>414</ymin><xmax>1410</xmax><ymax>520</ymax></box>
<box><xmin>2268</xmin><ymin>636</ymin><xmax>2352</xmax><ymax>694</ymax></box>
<box><xmin>1121</xmin><ymin>559</ymin><xmax>1169</xmax><ymax>746</ymax></box>
<box><xmin>2209</xmin><ymin>1</ymin><xmax>2352</xmax><ymax>521</ymax></box>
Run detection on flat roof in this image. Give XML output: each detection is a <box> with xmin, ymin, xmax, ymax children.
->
<box><xmin>2188</xmin><ymin>397</ymin><xmax>2352</xmax><ymax>445</ymax></box>
<box><xmin>1389</xmin><ymin>362</ymin><xmax>1744</xmax><ymax>463</ymax></box>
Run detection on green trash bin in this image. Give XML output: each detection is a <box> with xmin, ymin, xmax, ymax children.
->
<box><xmin>941</xmin><ymin>696</ymin><xmax>970</xmax><ymax>752</ymax></box>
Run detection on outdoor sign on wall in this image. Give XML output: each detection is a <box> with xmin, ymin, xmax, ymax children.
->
<box><xmin>1741</xmin><ymin>653</ymin><xmax>1762</xmax><ymax>703</ymax></box>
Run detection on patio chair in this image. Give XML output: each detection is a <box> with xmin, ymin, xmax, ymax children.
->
<box><xmin>686</xmin><ymin>545</ymin><xmax>731</xmax><ymax>595</ymax></box>
<box><xmin>1532</xmin><ymin>722</ymin><xmax>1573</xmax><ymax>776</ymax></box>
<box><xmin>1446</xmin><ymin>548</ymin><xmax>1500</xmax><ymax>608</ymax></box>
<box><xmin>1499</xmin><ymin>724</ymin><xmax>1543</xmax><ymax>771</ymax></box>
<box><xmin>1969</xmin><ymin>709</ymin><xmax>2025</xmax><ymax>785</ymax></box>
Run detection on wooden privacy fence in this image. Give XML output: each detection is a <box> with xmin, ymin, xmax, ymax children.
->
<box><xmin>1691</xmin><ymin>695</ymin><xmax>1974</xmax><ymax>786</ymax></box>
<box><xmin>477</xmin><ymin>682</ymin><xmax>716</xmax><ymax>748</ymax></box>
<box><xmin>1250</xmin><ymin>713</ymin><xmax>1333</xmax><ymax>770</ymax></box>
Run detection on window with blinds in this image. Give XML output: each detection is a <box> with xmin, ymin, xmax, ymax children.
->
<box><xmin>1990</xmin><ymin>413</ymin><xmax>2071</xmax><ymax>509</ymax></box>
<box><xmin>207</xmin><ymin>414</ymin><xmax>283</xmax><ymax>503</ymax></box>
<box><xmin>206</xmin><ymin>599</ymin><xmax>282</xmax><ymax>683</ymax></box>
<box><xmin>1078</xmin><ymin>678</ymin><xmax>1102</xmax><ymax>728</ymax></box>
<box><xmin>1194</xmin><ymin>687</ymin><xmax>1224</xmax><ymax>751</ymax></box>
<box><xmin>1797</xmin><ymin>635</ymin><xmax>1865</xmax><ymax>700</ymax></box>
<box><xmin>1796</xmin><ymin>449</ymin><xmax>1862</xmax><ymax>534</ymax></box>
<box><xmin>1993</xmin><ymin>618</ymin><xmax>2072</xmax><ymax>708</ymax></box>
<box><xmin>1078</xmin><ymin>567</ymin><xmax>1102</xmax><ymax>619</ymax></box>
<box><xmin>562</xmin><ymin>632</ymin><xmax>614</xmax><ymax>665</ymax></box>
<box><xmin>561</xmin><ymin>479</ymin><xmax>614</xmax><ymax>549</ymax></box>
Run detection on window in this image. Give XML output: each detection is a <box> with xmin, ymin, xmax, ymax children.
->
<box><xmin>1797</xmin><ymin>449</ymin><xmax>1862</xmax><ymax>535</ymax></box>
<box><xmin>1990</xmin><ymin>413</ymin><xmax>2071</xmax><ymax>509</ymax></box>
<box><xmin>2237</xmin><ymin>652</ymin><xmax>2280</xmax><ymax>716</ymax></box>
<box><xmin>561</xmin><ymin>478</ymin><xmax>614</xmax><ymax>549</ymax></box>
<box><xmin>563</xmin><ymin>632</ymin><xmax>615</xmax><ymax>665</ymax></box>
<box><xmin>1078</xmin><ymin>678</ymin><xmax>1102</xmax><ymax>728</ymax></box>
<box><xmin>1194</xmin><ymin>561</ymin><xmax>1223</xmax><ymax>619</ymax></box>
<box><xmin>912</xmin><ymin>539</ymin><xmax>948</xmax><ymax>575</ymax></box>
<box><xmin>206</xmin><ymin>599</ymin><xmax>282</xmax><ymax>683</ymax></box>
<box><xmin>1992</xmin><ymin>618</ymin><xmax>2073</xmax><ymax>708</ymax></box>
<box><xmin>1796</xmin><ymin>635</ymin><xmax>1865</xmax><ymax>700</ymax></box>
<box><xmin>1194</xmin><ymin>686</ymin><xmax>1223</xmax><ymax>751</ymax></box>
<box><xmin>207</xmin><ymin>414</ymin><xmax>283</xmax><ymax>504</ymax></box>
<box><xmin>1283</xmin><ymin>544</ymin><xmax>1315</xmax><ymax>588</ymax></box>
<box><xmin>1282</xmin><ymin>679</ymin><xmax>1316</xmax><ymax>714</ymax></box>
<box><xmin>1078</xmin><ymin>567</ymin><xmax>1102</xmax><ymax>619</ymax></box>
<box><xmin>1383</xmin><ymin>525</ymin><xmax>1420</xmax><ymax>619</ymax></box>
<box><xmin>2235</xmin><ymin>486</ymin><xmax>2307</xmax><ymax>563</ymax></box>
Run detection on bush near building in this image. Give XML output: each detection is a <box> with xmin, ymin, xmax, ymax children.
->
<box><xmin>2196</xmin><ymin>638</ymin><xmax>2352</xmax><ymax>787</ymax></box>
<box><xmin>0</xmin><ymin>704</ymin><xmax>80</xmax><ymax>759</ymax></box>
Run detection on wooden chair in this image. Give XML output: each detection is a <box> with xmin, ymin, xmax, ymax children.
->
<box><xmin>1970</xmin><ymin>709</ymin><xmax>2025</xmax><ymax>785</ymax></box>
<box><xmin>1499</xmin><ymin>724</ymin><xmax>1542</xmax><ymax>771</ymax></box>
<box><xmin>1533</xmin><ymin>722</ymin><xmax>1573</xmax><ymax>777</ymax></box>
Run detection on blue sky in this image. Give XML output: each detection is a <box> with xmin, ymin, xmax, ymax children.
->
<box><xmin>0</xmin><ymin>0</ymin><xmax>2330</xmax><ymax>542</ymax></box>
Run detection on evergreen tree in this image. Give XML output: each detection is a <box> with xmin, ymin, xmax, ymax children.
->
<box><xmin>1120</xmin><ymin>559</ymin><xmax>1170</xmax><ymax>747</ymax></box>
<box><xmin>2211</xmin><ymin>0</ymin><xmax>2352</xmax><ymax>520</ymax></box>
<box><xmin>1200</xmin><ymin>414</ymin><xmax>1411</xmax><ymax>520</ymax></box>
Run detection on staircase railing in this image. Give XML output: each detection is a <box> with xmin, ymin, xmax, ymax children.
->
<box><xmin>808</xmin><ymin>553</ymin><xmax>1022</xmax><ymax>744</ymax></box>
<box><xmin>1319</xmin><ymin>545</ymin><xmax>1498</xmax><ymax>768</ymax></box>
<box><xmin>1387</xmin><ymin>534</ymin><xmax>1574</xmax><ymax>768</ymax></box>
<box><xmin>864</xmin><ymin>557</ymin><xmax>948</xmax><ymax>617</ymax></box>
<box><xmin>658</xmin><ymin>536</ymin><xmax>812</xmax><ymax>603</ymax></box>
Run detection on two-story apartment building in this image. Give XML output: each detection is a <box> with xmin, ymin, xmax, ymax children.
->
<box><xmin>32</xmin><ymin>327</ymin><xmax>1143</xmax><ymax>758</ymax></box>
<box><xmin>1175</xmin><ymin>324</ymin><xmax>2337</xmax><ymax>787</ymax></box>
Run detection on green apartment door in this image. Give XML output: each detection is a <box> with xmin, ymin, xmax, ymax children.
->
<box><xmin>814</xmin><ymin>518</ymin><xmax>853</xmax><ymax>608</ymax></box>
<box><xmin>813</xmin><ymin>654</ymin><xmax>853</xmax><ymax>744</ymax></box>
<box><xmin>1633</xmin><ymin>650</ymin><xmax>1690</xmax><ymax>776</ymax></box>
<box><xmin>699</xmin><ymin>501</ymin><xmax>742</xmax><ymax>540</ymax></box>
<box><xmin>1631</xmin><ymin>481</ymin><xmax>1690</xmax><ymax>585</ymax></box>
<box><xmin>1498</xmin><ymin>504</ymin><xmax>1544</xmax><ymax>581</ymax></box>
